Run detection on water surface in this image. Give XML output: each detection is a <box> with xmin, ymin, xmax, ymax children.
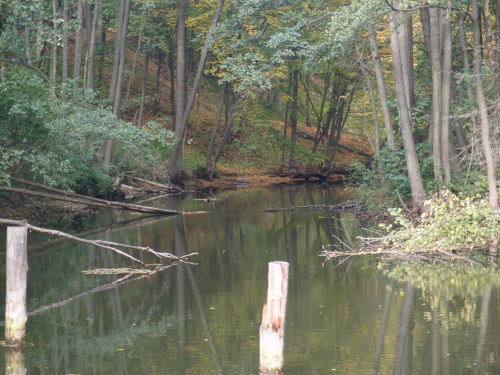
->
<box><xmin>1</xmin><ymin>184</ymin><xmax>499</xmax><ymax>374</ymax></box>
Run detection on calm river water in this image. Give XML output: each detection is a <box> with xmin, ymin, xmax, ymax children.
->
<box><xmin>1</xmin><ymin>184</ymin><xmax>499</xmax><ymax>374</ymax></box>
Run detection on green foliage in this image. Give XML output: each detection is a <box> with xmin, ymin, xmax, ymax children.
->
<box><xmin>380</xmin><ymin>190</ymin><xmax>500</xmax><ymax>252</ymax></box>
<box><xmin>0</xmin><ymin>67</ymin><xmax>175</xmax><ymax>193</ymax></box>
<box><xmin>350</xmin><ymin>141</ymin><xmax>435</xmax><ymax>210</ymax></box>
<box><xmin>0</xmin><ymin>147</ymin><xmax>21</xmax><ymax>187</ymax></box>
<box><xmin>0</xmin><ymin>68</ymin><xmax>53</xmax><ymax>149</ymax></box>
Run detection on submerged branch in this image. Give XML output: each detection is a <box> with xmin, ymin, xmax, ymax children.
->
<box><xmin>0</xmin><ymin>218</ymin><xmax>198</xmax><ymax>265</ymax></box>
<box><xmin>263</xmin><ymin>201</ymin><xmax>358</xmax><ymax>212</ymax></box>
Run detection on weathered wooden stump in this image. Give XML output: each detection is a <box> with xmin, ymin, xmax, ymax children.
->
<box><xmin>5</xmin><ymin>227</ymin><xmax>28</xmax><ymax>347</ymax></box>
<box><xmin>259</xmin><ymin>261</ymin><xmax>289</xmax><ymax>374</ymax></box>
<box><xmin>5</xmin><ymin>348</ymin><xmax>26</xmax><ymax>374</ymax></box>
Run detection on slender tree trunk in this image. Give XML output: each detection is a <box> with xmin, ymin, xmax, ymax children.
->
<box><xmin>441</xmin><ymin>5</ymin><xmax>452</xmax><ymax>184</ymax></box>
<box><xmin>369</xmin><ymin>26</ymin><xmax>395</xmax><ymax>150</ymax></box>
<box><xmin>62</xmin><ymin>0</ymin><xmax>69</xmax><ymax>84</ymax></box>
<box><xmin>305</xmin><ymin>74</ymin><xmax>312</xmax><ymax>127</ymax></box>
<box><xmin>97</xmin><ymin>15</ymin><xmax>106</xmax><ymax>92</ymax></box>
<box><xmin>389</xmin><ymin>11</ymin><xmax>426</xmax><ymax>206</ymax></box>
<box><xmin>396</xmin><ymin>13</ymin><xmax>411</xmax><ymax>111</ymax></box>
<box><xmin>207</xmin><ymin>82</ymin><xmax>227</xmax><ymax>176</ymax></box>
<box><xmin>85</xmin><ymin>0</ymin><xmax>92</xmax><ymax>49</ymax></box>
<box><xmin>168</xmin><ymin>0</ymin><xmax>225</xmax><ymax>183</ymax></box>
<box><xmin>74</xmin><ymin>0</ymin><xmax>84</xmax><ymax>85</ymax></box>
<box><xmin>472</xmin><ymin>0</ymin><xmax>499</xmax><ymax>209</ymax></box>
<box><xmin>174</xmin><ymin>0</ymin><xmax>187</xmax><ymax>135</ymax></box>
<box><xmin>213</xmin><ymin>92</ymin><xmax>238</xmax><ymax>172</ymax></box>
<box><xmin>138</xmin><ymin>49</ymin><xmax>150</xmax><ymax>128</ymax></box>
<box><xmin>113</xmin><ymin>0</ymin><xmax>131</xmax><ymax>113</ymax></box>
<box><xmin>483</xmin><ymin>0</ymin><xmax>495</xmax><ymax>69</ymax></box>
<box><xmin>153</xmin><ymin>47</ymin><xmax>162</xmax><ymax>115</ymax></box>
<box><xmin>289</xmin><ymin>67</ymin><xmax>298</xmax><ymax>170</ymax></box>
<box><xmin>458</xmin><ymin>10</ymin><xmax>477</xmax><ymax>141</ymax></box>
<box><xmin>168</xmin><ymin>34</ymin><xmax>176</xmax><ymax>127</ymax></box>
<box><xmin>430</xmin><ymin>7</ymin><xmax>443</xmax><ymax>185</ymax></box>
<box><xmin>122</xmin><ymin>9</ymin><xmax>148</xmax><ymax>118</ymax></box>
<box><xmin>50</xmin><ymin>0</ymin><xmax>58</xmax><ymax>88</ymax></box>
<box><xmin>86</xmin><ymin>0</ymin><xmax>100</xmax><ymax>91</ymax></box>
<box><xmin>406</xmin><ymin>15</ymin><xmax>416</xmax><ymax>110</ymax></box>
<box><xmin>24</xmin><ymin>24</ymin><xmax>32</xmax><ymax>63</ymax></box>
<box><xmin>103</xmin><ymin>0</ymin><xmax>131</xmax><ymax>169</ymax></box>
<box><xmin>357</xmin><ymin>46</ymin><xmax>380</xmax><ymax>156</ymax></box>
<box><xmin>495</xmin><ymin>0</ymin><xmax>500</xmax><ymax>67</ymax></box>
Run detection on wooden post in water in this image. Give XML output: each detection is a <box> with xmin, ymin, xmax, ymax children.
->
<box><xmin>5</xmin><ymin>348</ymin><xmax>26</xmax><ymax>374</ymax></box>
<box><xmin>5</xmin><ymin>226</ymin><xmax>28</xmax><ymax>347</ymax></box>
<box><xmin>259</xmin><ymin>261</ymin><xmax>289</xmax><ymax>374</ymax></box>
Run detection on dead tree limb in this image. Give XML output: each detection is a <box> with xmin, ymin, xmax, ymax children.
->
<box><xmin>263</xmin><ymin>201</ymin><xmax>358</xmax><ymax>212</ymax></box>
<box><xmin>0</xmin><ymin>218</ymin><xmax>197</xmax><ymax>265</ymax></box>
<box><xmin>0</xmin><ymin>186</ymin><xmax>181</xmax><ymax>215</ymax></box>
<box><xmin>124</xmin><ymin>175</ymin><xmax>181</xmax><ymax>192</ymax></box>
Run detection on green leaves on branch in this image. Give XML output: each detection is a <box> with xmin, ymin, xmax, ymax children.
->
<box><xmin>0</xmin><ymin>67</ymin><xmax>175</xmax><ymax>191</ymax></box>
<box><xmin>380</xmin><ymin>190</ymin><xmax>500</xmax><ymax>252</ymax></box>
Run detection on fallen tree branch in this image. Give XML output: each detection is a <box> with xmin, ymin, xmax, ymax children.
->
<box><xmin>124</xmin><ymin>175</ymin><xmax>182</xmax><ymax>192</ymax></box>
<box><xmin>263</xmin><ymin>201</ymin><xmax>358</xmax><ymax>212</ymax></box>
<box><xmin>0</xmin><ymin>218</ymin><xmax>198</xmax><ymax>265</ymax></box>
<box><xmin>296</xmin><ymin>131</ymin><xmax>373</xmax><ymax>158</ymax></box>
<box><xmin>0</xmin><ymin>186</ymin><xmax>181</xmax><ymax>215</ymax></box>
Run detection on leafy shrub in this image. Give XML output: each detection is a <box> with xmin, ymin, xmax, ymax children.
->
<box><xmin>380</xmin><ymin>190</ymin><xmax>500</xmax><ymax>252</ymax></box>
<box><xmin>1</xmin><ymin>67</ymin><xmax>175</xmax><ymax>193</ymax></box>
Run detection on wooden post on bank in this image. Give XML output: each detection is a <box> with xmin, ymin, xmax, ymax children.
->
<box><xmin>259</xmin><ymin>261</ymin><xmax>289</xmax><ymax>374</ymax></box>
<box><xmin>5</xmin><ymin>226</ymin><xmax>28</xmax><ymax>347</ymax></box>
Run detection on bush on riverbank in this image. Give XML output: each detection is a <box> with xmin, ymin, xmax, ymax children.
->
<box><xmin>377</xmin><ymin>191</ymin><xmax>499</xmax><ymax>253</ymax></box>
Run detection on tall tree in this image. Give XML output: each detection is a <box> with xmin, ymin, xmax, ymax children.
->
<box><xmin>471</xmin><ymin>0</ymin><xmax>498</xmax><ymax>209</ymax></box>
<box><xmin>103</xmin><ymin>0</ymin><xmax>132</xmax><ymax>169</ymax></box>
<box><xmin>389</xmin><ymin>8</ymin><xmax>426</xmax><ymax>206</ymax></box>
<box><xmin>369</xmin><ymin>25</ymin><xmax>395</xmax><ymax>150</ymax></box>
<box><xmin>168</xmin><ymin>0</ymin><xmax>225</xmax><ymax>183</ymax></box>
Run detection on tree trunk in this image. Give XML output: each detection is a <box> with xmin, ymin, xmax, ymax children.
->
<box><xmin>74</xmin><ymin>0</ymin><xmax>84</xmax><ymax>85</ymax></box>
<box><xmin>122</xmin><ymin>9</ymin><xmax>148</xmax><ymax>118</ymax></box>
<box><xmin>138</xmin><ymin>49</ymin><xmax>150</xmax><ymax>128</ymax></box>
<box><xmin>97</xmin><ymin>15</ymin><xmax>106</xmax><ymax>92</ymax></box>
<box><xmin>441</xmin><ymin>6</ymin><xmax>452</xmax><ymax>184</ymax></box>
<box><xmin>396</xmin><ymin>13</ymin><xmax>411</xmax><ymax>111</ymax></box>
<box><xmin>153</xmin><ymin>47</ymin><xmax>162</xmax><ymax>115</ymax></box>
<box><xmin>50</xmin><ymin>0</ymin><xmax>58</xmax><ymax>88</ymax></box>
<box><xmin>458</xmin><ymin>9</ymin><xmax>477</xmax><ymax>142</ymax></box>
<box><xmin>289</xmin><ymin>67</ymin><xmax>298</xmax><ymax>171</ymax></box>
<box><xmin>213</xmin><ymin>91</ymin><xmax>238</xmax><ymax>174</ymax></box>
<box><xmin>207</xmin><ymin>82</ymin><xmax>227</xmax><ymax>176</ymax></box>
<box><xmin>168</xmin><ymin>0</ymin><xmax>225</xmax><ymax>183</ymax></box>
<box><xmin>495</xmin><ymin>0</ymin><xmax>500</xmax><ymax>67</ymax></box>
<box><xmin>62</xmin><ymin>0</ymin><xmax>69</xmax><ymax>84</ymax></box>
<box><xmin>174</xmin><ymin>0</ymin><xmax>187</xmax><ymax>136</ymax></box>
<box><xmin>483</xmin><ymin>0</ymin><xmax>495</xmax><ymax>68</ymax></box>
<box><xmin>389</xmin><ymin>12</ymin><xmax>426</xmax><ymax>206</ymax></box>
<box><xmin>25</xmin><ymin>25</ymin><xmax>32</xmax><ymax>63</ymax></box>
<box><xmin>471</xmin><ymin>0</ymin><xmax>499</xmax><ymax>209</ymax></box>
<box><xmin>86</xmin><ymin>0</ymin><xmax>100</xmax><ymax>91</ymax></box>
<box><xmin>406</xmin><ymin>15</ymin><xmax>416</xmax><ymax>110</ymax></box>
<box><xmin>305</xmin><ymin>74</ymin><xmax>312</xmax><ymax>127</ymax></box>
<box><xmin>430</xmin><ymin>6</ymin><xmax>443</xmax><ymax>185</ymax></box>
<box><xmin>103</xmin><ymin>0</ymin><xmax>132</xmax><ymax>170</ymax></box>
<box><xmin>169</xmin><ymin>33</ymin><xmax>176</xmax><ymax>127</ymax></box>
<box><xmin>357</xmin><ymin>46</ymin><xmax>380</xmax><ymax>156</ymax></box>
<box><xmin>85</xmin><ymin>0</ymin><xmax>92</xmax><ymax>49</ymax></box>
<box><xmin>369</xmin><ymin>26</ymin><xmax>395</xmax><ymax>150</ymax></box>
